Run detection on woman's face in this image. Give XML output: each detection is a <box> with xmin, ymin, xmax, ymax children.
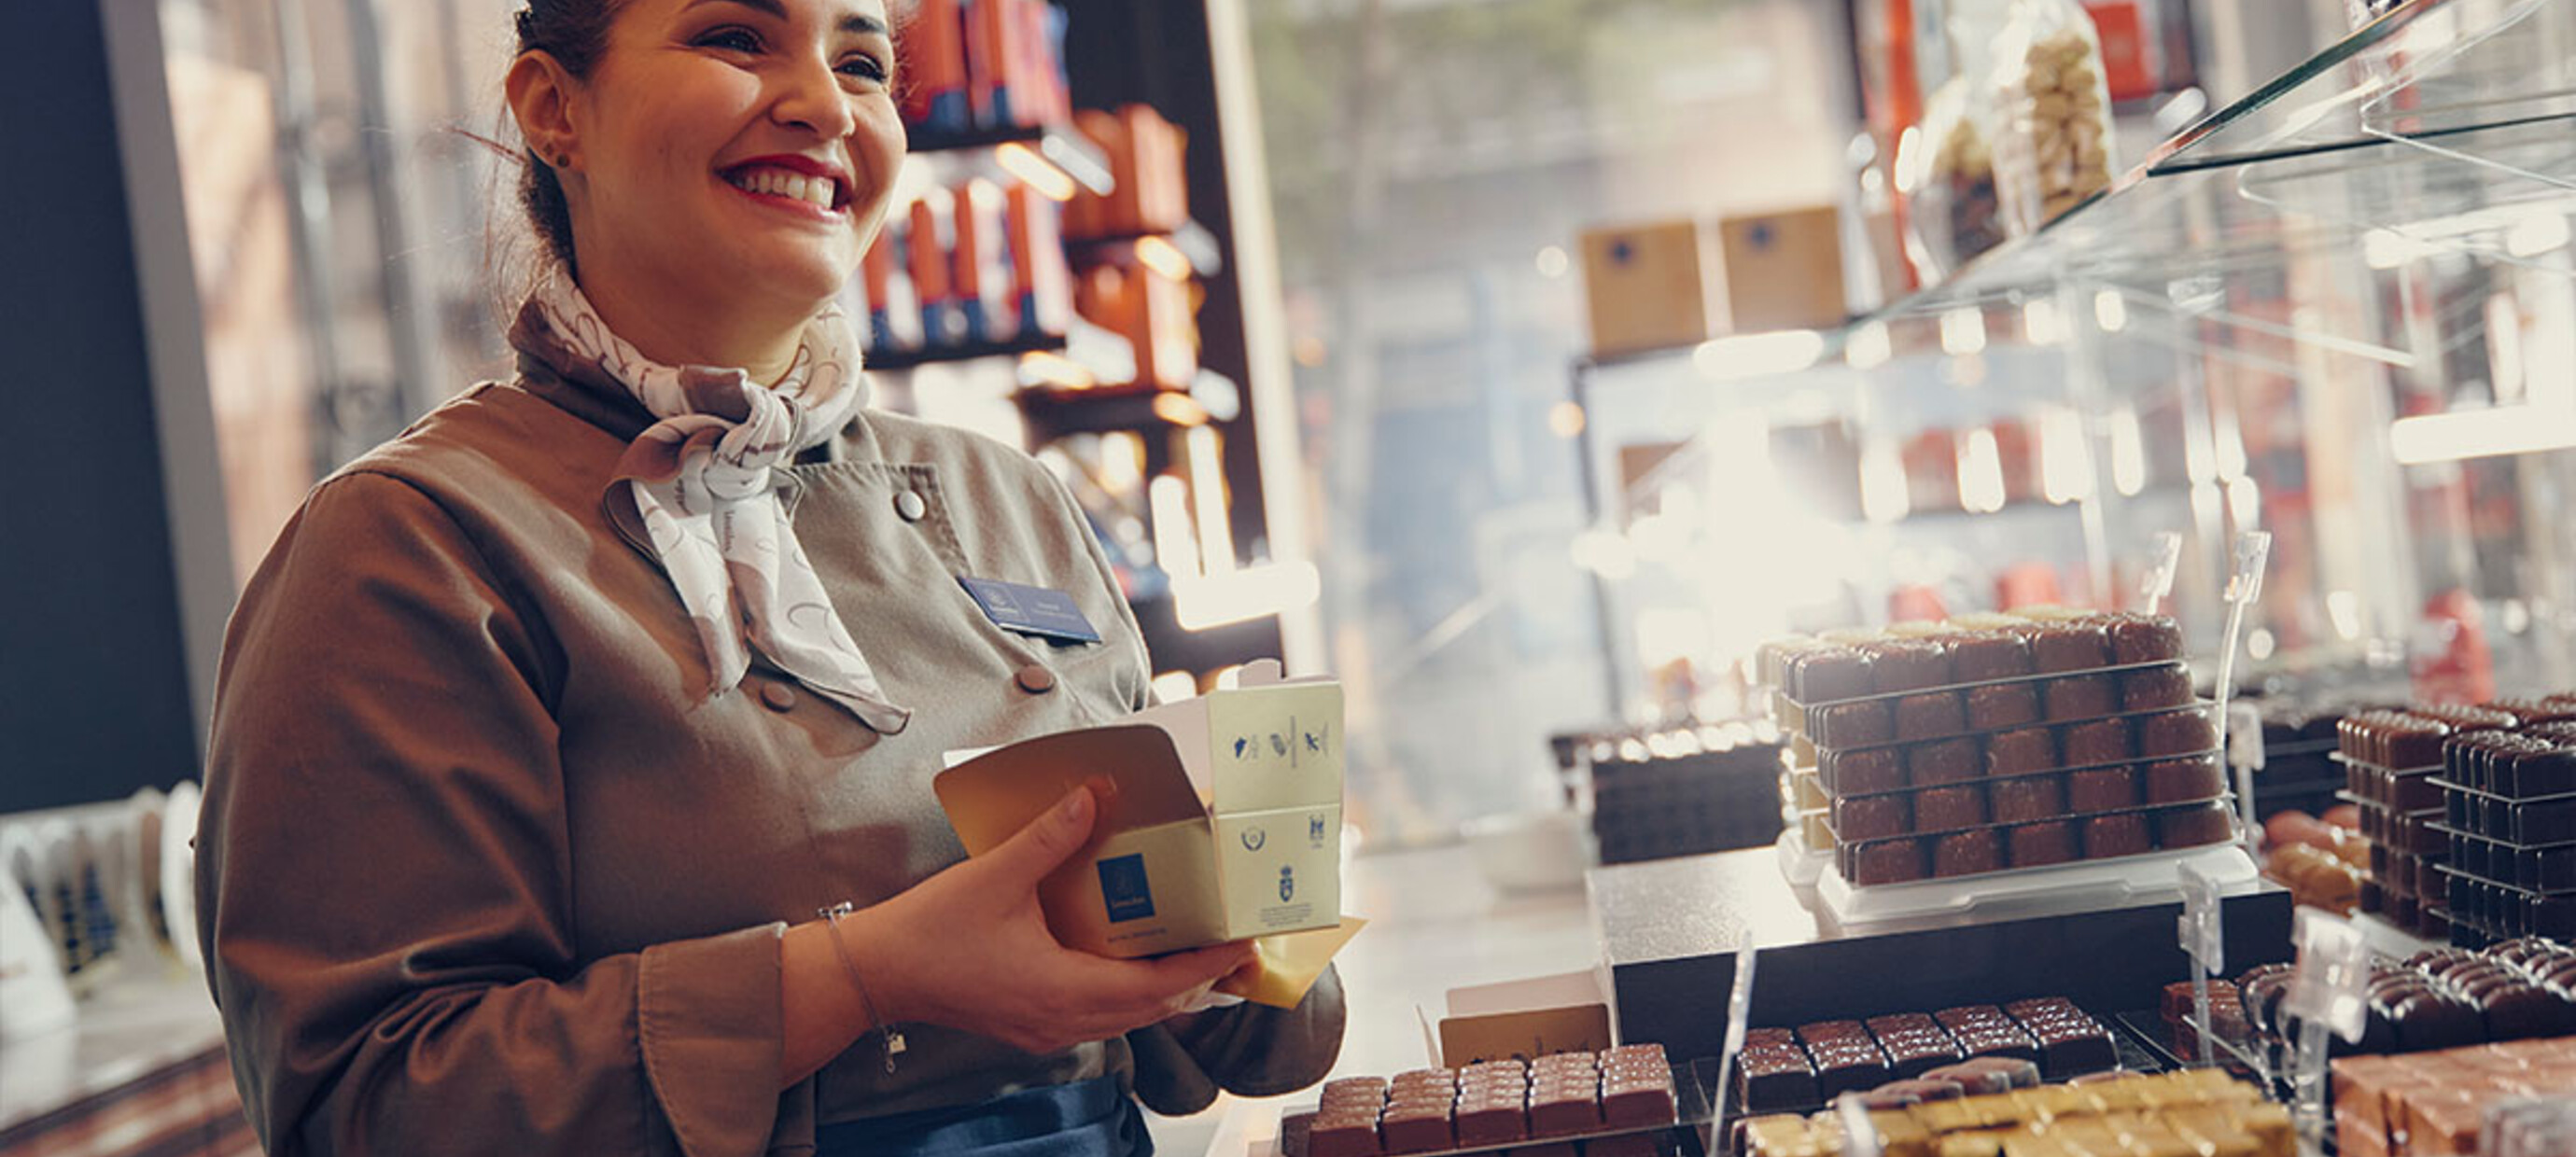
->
<box><xmin>574</xmin><ymin>0</ymin><xmax>903</xmax><ymax>316</ymax></box>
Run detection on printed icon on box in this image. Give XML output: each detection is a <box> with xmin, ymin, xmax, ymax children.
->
<box><xmin>1241</xmin><ymin>827</ymin><xmax>1267</xmax><ymax>852</ymax></box>
<box><xmin>1309</xmin><ymin>814</ymin><xmax>1327</xmax><ymax>846</ymax></box>
<box><xmin>1305</xmin><ymin>725</ymin><xmax>1327</xmax><ymax>755</ymax></box>
<box><xmin>1269</xmin><ymin>733</ymin><xmax>1288</xmax><ymax>758</ymax></box>
<box><xmin>1279</xmin><ymin>865</ymin><xmax>1295</xmax><ymax>903</ymax></box>
<box><xmin>1097</xmin><ymin>853</ymin><xmax>1155</xmax><ymax>923</ymax></box>
<box><xmin>1233</xmin><ymin>736</ymin><xmax>1253</xmax><ymax>760</ymax></box>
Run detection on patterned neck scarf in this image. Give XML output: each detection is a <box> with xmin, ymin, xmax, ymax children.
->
<box><xmin>510</xmin><ymin>268</ymin><xmax>911</xmax><ymax>733</ymax></box>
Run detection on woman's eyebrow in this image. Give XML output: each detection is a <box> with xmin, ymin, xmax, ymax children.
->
<box><xmin>685</xmin><ymin>0</ymin><xmax>889</xmax><ymax>35</ymax></box>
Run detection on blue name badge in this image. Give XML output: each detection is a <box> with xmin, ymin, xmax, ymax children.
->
<box><xmin>958</xmin><ymin>576</ymin><xmax>1102</xmax><ymax>644</ymax></box>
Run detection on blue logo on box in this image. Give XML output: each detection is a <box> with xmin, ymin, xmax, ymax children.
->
<box><xmin>1099</xmin><ymin>854</ymin><xmax>1155</xmax><ymax>923</ymax></box>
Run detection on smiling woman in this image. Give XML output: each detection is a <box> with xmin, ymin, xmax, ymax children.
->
<box><xmin>190</xmin><ymin>0</ymin><xmax>1344</xmax><ymax>1154</ymax></box>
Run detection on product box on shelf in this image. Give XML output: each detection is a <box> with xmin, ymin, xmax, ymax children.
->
<box><xmin>1714</xmin><ymin>205</ymin><xmax>1847</xmax><ymax>334</ymax></box>
<box><xmin>2340</xmin><ymin>698</ymin><xmax>2576</xmax><ymax>942</ymax></box>
<box><xmin>933</xmin><ymin>676</ymin><xmax>1357</xmax><ymax>1006</ymax></box>
<box><xmin>1577</xmin><ymin>219</ymin><xmax>1713</xmax><ymax>357</ymax></box>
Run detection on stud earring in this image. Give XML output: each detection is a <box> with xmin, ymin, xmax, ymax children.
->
<box><xmin>553</xmin><ymin>153</ymin><xmax>570</xmax><ymax>168</ymax></box>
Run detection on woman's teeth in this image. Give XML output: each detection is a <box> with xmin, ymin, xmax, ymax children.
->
<box><xmin>726</xmin><ymin>167</ymin><xmax>838</xmax><ymax>211</ymax></box>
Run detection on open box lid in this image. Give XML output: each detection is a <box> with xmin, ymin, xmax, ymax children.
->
<box><xmin>1128</xmin><ymin>671</ymin><xmax>1343</xmax><ymax>814</ymax></box>
<box><xmin>1416</xmin><ymin>967</ymin><xmax>1615</xmax><ymax>1068</ymax></box>
<box><xmin>935</xmin><ymin>726</ymin><xmax>1211</xmax><ymax>856</ymax></box>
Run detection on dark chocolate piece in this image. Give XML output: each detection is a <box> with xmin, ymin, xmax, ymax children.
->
<box><xmin>2062</xmin><ymin>718</ymin><xmax>2135</xmax><ymax>767</ymax></box>
<box><xmin>1818</xmin><ymin>702</ymin><xmax>1893</xmax><ymax>746</ymax></box>
<box><xmin>2155</xmin><ymin>802</ymin><xmax>2235</xmax><ymax>848</ymax></box>
<box><xmin>2138</xmin><ymin>709</ymin><xmax>2219</xmax><ymax>758</ymax></box>
<box><xmin>1863</xmin><ymin>639</ymin><xmax>1952</xmax><ymax>694</ymax></box>
<box><xmin>1735</xmin><ymin>1046</ymin><xmax>1819</xmax><ymax>1112</ymax></box>
<box><xmin>1865</xmin><ymin>1013</ymin><xmax>1965</xmax><ymax>1078</ymax></box>
<box><xmin>1991</xmin><ymin>775</ymin><xmax>2066</xmax><ymax>824</ymax></box>
<box><xmin>1967</xmin><ymin>683</ymin><xmax>2042</xmax><ymax>732</ymax></box>
<box><xmin>1791</xmin><ymin>648</ymin><xmax>1872</xmax><ymax>704</ymax></box>
<box><xmin>1378</xmin><ymin>1103</ymin><xmax>1452</xmax><ymax>1155</ymax></box>
<box><xmin>1985</xmin><ymin>728</ymin><xmax>2059</xmax><ymax>777</ymax></box>
<box><xmin>1309</xmin><ymin>1112</ymin><xmax>1383</xmax><ymax>1157</ymax></box>
<box><xmin>1321</xmin><ymin>1077</ymin><xmax>1388</xmax><ymax>1108</ymax></box>
<box><xmin>1851</xmin><ymin>839</ymin><xmax>1925</xmax><ymax>885</ymax></box>
<box><xmin>1834</xmin><ymin>794</ymin><xmax>1910</xmax><ymax>843</ymax></box>
<box><xmin>1933</xmin><ymin>829</ymin><xmax>2005</xmax><ymax>877</ymax></box>
<box><xmin>2044</xmin><ymin>675</ymin><xmax>2117</xmax><ymax>721</ymax></box>
<box><xmin>1453</xmin><ymin>1094</ymin><xmax>1526</xmax><ymax>1147</ymax></box>
<box><xmin>1896</xmin><ymin>692</ymin><xmax>1968</xmax><ymax>741</ymax></box>
<box><xmin>1914</xmin><ymin>785</ymin><xmax>1988</xmax><ymax>833</ymax></box>
<box><xmin>2386</xmin><ymin>991</ymin><xmax>2484</xmax><ymax>1052</ymax></box>
<box><xmin>2107</xmin><ymin>614</ymin><xmax>2184</xmax><ymax>664</ymax></box>
<box><xmin>2119</xmin><ymin>665</ymin><xmax>2194</xmax><ymax>712</ymax></box>
<box><xmin>1907</xmin><ymin>738</ymin><xmax>1981</xmax><ymax>788</ymax></box>
<box><xmin>2003</xmin><ymin>999</ymin><xmax>2116</xmax><ymax>1079</ymax></box>
<box><xmin>2144</xmin><ymin>755</ymin><xmax>2224</xmax><ymax>804</ymax></box>
<box><xmin>2030</xmin><ymin>622</ymin><xmax>2110</xmax><ymax>673</ymax></box>
<box><xmin>1827</xmin><ymin>748</ymin><xmax>1905</xmax><ymax>796</ymax></box>
<box><xmin>2067</xmin><ymin>767</ymin><xmax>2138</xmax><ymax>813</ymax></box>
<box><xmin>2007</xmin><ymin>821</ymin><xmax>2078</xmax><ymax>867</ymax></box>
<box><xmin>1932</xmin><ymin>1006</ymin><xmax>2039</xmax><ymax>1064</ymax></box>
<box><xmin>2081</xmin><ymin>813</ymin><xmax>2151</xmax><ymax>858</ymax></box>
<box><xmin>1528</xmin><ymin>1082</ymin><xmax>1599</xmax><ymax>1138</ymax></box>
<box><xmin>1950</xmin><ymin>633</ymin><xmax>2035</xmax><ymax>682</ymax></box>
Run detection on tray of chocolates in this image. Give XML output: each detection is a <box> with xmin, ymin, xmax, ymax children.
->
<box><xmin>1734</xmin><ymin>1069</ymin><xmax>2289</xmax><ymax>1157</ymax></box>
<box><xmin>1731</xmin><ymin>997</ymin><xmax>2128</xmax><ymax>1116</ymax></box>
<box><xmin>1287</xmin><ymin>1044</ymin><xmax>1704</xmax><ymax>1157</ymax></box>
<box><xmin>2329</xmin><ymin>1034</ymin><xmax>2576</xmax><ymax>1157</ymax></box>
<box><xmin>2233</xmin><ymin>938</ymin><xmax>2576</xmax><ymax>1060</ymax></box>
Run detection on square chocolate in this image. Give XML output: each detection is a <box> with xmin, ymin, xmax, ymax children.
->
<box><xmin>1454</xmin><ymin>1098</ymin><xmax>1527</xmax><ymax>1147</ymax></box>
<box><xmin>1528</xmin><ymin>1085</ymin><xmax>1600</xmax><ymax>1138</ymax></box>
<box><xmin>1379</xmin><ymin>1103</ymin><xmax>1453</xmax><ymax>1155</ymax></box>
<box><xmin>2107</xmin><ymin>613</ymin><xmax>2184</xmax><ymax>664</ymax></box>
<box><xmin>1851</xmin><ymin>839</ymin><xmax>1926</xmax><ymax>885</ymax></box>
<box><xmin>2030</xmin><ymin>622</ymin><xmax>2111</xmax><ymax>673</ymax></box>
<box><xmin>1600</xmin><ymin>1072</ymin><xmax>1676</xmax><ymax>1128</ymax></box>
<box><xmin>2138</xmin><ymin>708</ymin><xmax>2219</xmax><ymax>758</ymax></box>
<box><xmin>1896</xmin><ymin>692</ymin><xmax>1968</xmax><ymax>741</ymax></box>
<box><xmin>1933</xmin><ymin>829</ymin><xmax>2006</xmax><ymax>877</ymax></box>
<box><xmin>2081</xmin><ymin>812</ymin><xmax>2152</xmax><ymax>858</ymax></box>
<box><xmin>1908</xmin><ymin>738</ymin><xmax>1981</xmax><ymax>787</ymax></box>
<box><xmin>1833</xmin><ymin>794</ymin><xmax>1909</xmax><ymax>842</ymax></box>
<box><xmin>2007</xmin><ymin>821</ymin><xmax>2079</xmax><ymax>867</ymax></box>
<box><xmin>1309</xmin><ymin>1113</ymin><xmax>1383</xmax><ymax>1157</ymax></box>
<box><xmin>2155</xmin><ymin>802</ymin><xmax>2235</xmax><ymax>848</ymax></box>
<box><xmin>1737</xmin><ymin>1047</ymin><xmax>1818</xmax><ymax>1112</ymax></box>
<box><xmin>1967</xmin><ymin>683</ymin><xmax>2043</xmax><ymax>732</ymax></box>
<box><xmin>1826</xmin><ymin>747</ymin><xmax>1905</xmax><ymax>796</ymax></box>
<box><xmin>1818</xmin><ymin>701</ymin><xmax>1894</xmax><ymax>747</ymax></box>
<box><xmin>1985</xmin><ymin>728</ymin><xmax>2059</xmax><ymax>777</ymax></box>
<box><xmin>1990</xmin><ymin>775</ymin><xmax>2067</xmax><ymax>824</ymax></box>
<box><xmin>1950</xmin><ymin>633</ymin><xmax>2036</xmax><ymax>682</ymax></box>
<box><xmin>1913</xmin><ymin>785</ymin><xmax>1989</xmax><ymax>832</ymax></box>
<box><xmin>2061</xmin><ymin>718</ymin><xmax>2135</xmax><ymax>767</ymax></box>
<box><xmin>1791</xmin><ymin>648</ymin><xmax>1873</xmax><ymax>704</ymax></box>
<box><xmin>1866</xmin><ymin>639</ymin><xmax>1953</xmax><ymax>694</ymax></box>
<box><xmin>2067</xmin><ymin>767</ymin><xmax>2138</xmax><ymax>813</ymax></box>
<box><xmin>2118</xmin><ymin>665</ymin><xmax>2194</xmax><ymax>712</ymax></box>
<box><xmin>2144</xmin><ymin>755</ymin><xmax>2224</xmax><ymax>803</ymax></box>
<box><xmin>2043</xmin><ymin>675</ymin><xmax>2117</xmax><ymax>721</ymax></box>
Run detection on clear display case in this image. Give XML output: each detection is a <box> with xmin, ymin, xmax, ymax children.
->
<box><xmin>1573</xmin><ymin>0</ymin><xmax>2576</xmax><ymax>728</ymax></box>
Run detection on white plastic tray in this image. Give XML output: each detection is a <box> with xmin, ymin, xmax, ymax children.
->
<box><xmin>1813</xmin><ymin>842</ymin><xmax>2261</xmax><ymax>927</ymax></box>
<box><xmin>1775</xmin><ymin>829</ymin><xmax>1830</xmax><ymax>890</ymax></box>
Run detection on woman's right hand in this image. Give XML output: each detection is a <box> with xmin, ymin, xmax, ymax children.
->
<box><xmin>849</xmin><ymin>785</ymin><xmax>1256</xmax><ymax>1055</ymax></box>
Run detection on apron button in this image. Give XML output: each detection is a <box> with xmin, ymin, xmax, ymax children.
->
<box><xmin>762</xmin><ymin>683</ymin><xmax>798</xmax><ymax>712</ymax></box>
<box><xmin>1015</xmin><ymin>664</ymin><xmax>1057</xmax><ymax>694</ymax></box>
<box><xmin>894</xmin><ymin>491</ymin><xmax>928</xmax><ymax>522</ymax></box>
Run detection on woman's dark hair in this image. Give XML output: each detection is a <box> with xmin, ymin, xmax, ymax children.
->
<box><xmin>512</xmin><ymin>1</ymin><xmax>624</xmax><ymax>272</ymax></box>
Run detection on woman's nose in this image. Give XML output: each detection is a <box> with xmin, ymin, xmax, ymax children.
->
<box><xmin>772</xmin><ymin>56</ymin><xmax>858</xmax><ymax>140</ymax></box>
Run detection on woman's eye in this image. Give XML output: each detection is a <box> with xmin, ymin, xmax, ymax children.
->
<box><xmin>837</xmin><ymin>55</ymin><xmax>889</xmax><ymax>83</ymax></box>
<box><xmin>695</xmin><ymin>27</ymin><xmax>762</xmax><ymax>53</ymax></box>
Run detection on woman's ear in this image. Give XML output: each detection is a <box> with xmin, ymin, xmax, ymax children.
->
<box><xmin>505</xmin><ymin>50</ymin><xmax>581</xmax><ymax>170</ymax></box>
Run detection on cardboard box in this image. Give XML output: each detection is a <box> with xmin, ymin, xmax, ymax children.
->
<box><xmin>1579</xmin><ymin>220</ymin><xmax>1714</xmax><ymax>358</ymax></box>
<box><xmin>1417</xmin><ymin>969</ymin><xmax>1616</xmax><ymax>1067</ymax></box>
<box><xmin>936</xmin><ymin>679</ymin><xmax>1348</xmax><ymax>969</ymax></box>
<box><xmin>1715</xmin><ymin>206</ymin><xmax>1848</xmax><ymax>334</ymax></box>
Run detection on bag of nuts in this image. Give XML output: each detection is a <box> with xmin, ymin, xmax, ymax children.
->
<box><xmin>1987</xmin><ymin>0</ymin><xmax>2119</xmax><ymax>237</ymax></box>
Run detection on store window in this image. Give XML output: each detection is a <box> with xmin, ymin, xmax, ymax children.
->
<box><xmin>1246</xmin><ymin>0</ymin><xmax>1861</xmax><ymax>843</ymax></box>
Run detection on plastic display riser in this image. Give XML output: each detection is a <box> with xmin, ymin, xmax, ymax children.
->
<box><xmin>1591</xmin><ymin>849</ymin><xmax>2296</xmax><ymax>1066</ymax></box>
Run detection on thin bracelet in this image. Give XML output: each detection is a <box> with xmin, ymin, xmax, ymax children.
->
<box><xmin>818</xmin><ymin>902</ymin><xmax>905</xmax><ymax>1073</ymax></box>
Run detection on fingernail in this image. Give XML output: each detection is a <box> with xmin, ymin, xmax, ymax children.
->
<box><xmin>1085</xmin><ymin>774</ymin><xmax>1119</xmax><ymax>802</ymax></box>
<box><xmin>1057</xmin><ymin>786</ymin><xmax>1091</xmax><ymax>820</ymax></box>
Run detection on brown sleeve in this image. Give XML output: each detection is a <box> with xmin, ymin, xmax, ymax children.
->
<box><xmin>1127</xmin><ymin>963</ymin><xmax>1347</xmax><ymax>1114</ymax></box>
<box><xmin>197</xmin><ymin>472</ymin><xmax>789</xmax><ymax>1157</ymax></box>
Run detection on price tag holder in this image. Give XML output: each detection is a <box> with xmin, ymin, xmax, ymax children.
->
<box><xmin>2227</xmin><ymin>703</ymin><xmax>2265</xmax><ymax>774</ymax></box>
<box><xmin>2283</xmin><ymin>910</ymin><xmax>2371</xmax><ymax>1137</ymax></box>
<box><xmin>2177</xmin><ymin>862</ymin><xmax>2224</xmax><ymax>1066</ymax></box>
<box><xmin>2212</xmin><ymin>532</ymin><xmax>2274</xmax><ymax>846</ymax></box>
<box><xmin>1715</xmin><ymin>941</ymin><xmax>1760</xmax><ymax>1148</ymax></box>
<box><xmin>2138</xmin><ymin>531</ymin><xmax>2183</xmax><ymax>614</ymax></box>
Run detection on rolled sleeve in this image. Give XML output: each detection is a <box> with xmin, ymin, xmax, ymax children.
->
<box><xmin>640</xmin><ymin>925</ymin><xmax>791</xmax><ymax>1156</ymax></box>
